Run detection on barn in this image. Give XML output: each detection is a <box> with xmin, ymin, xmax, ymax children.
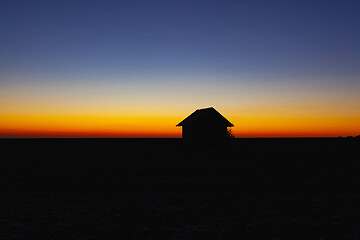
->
<box><xmin>176</xmin><ymin>107</ymin><xmax>234</xmax><ymax>141</ymax></box>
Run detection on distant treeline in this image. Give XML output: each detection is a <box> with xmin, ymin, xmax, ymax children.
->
<box><xmin>339</xmin><ymin>135</ymin><xmax>360</xmax><ymax>139</ymax></box>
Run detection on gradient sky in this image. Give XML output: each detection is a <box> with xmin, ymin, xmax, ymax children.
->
<box><xmin>1</xmin><ymin>0</ymin><xmax>360</xmax><ymax>137</ymax></box>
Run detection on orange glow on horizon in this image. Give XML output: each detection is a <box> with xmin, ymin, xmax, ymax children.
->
<box><xmin>0</xmin><ymin>129</ymin><xmax>180</xmax><ymax>138</ymax></box>
<box><xmin>1</xmin><ymin>74</ymin><xmax>360</xmax><ymax>138</ymax></box>
<box><xmin>0</xmin><ymin>113</ymin><xmax>359</xmax><ymax>138</ymax></box>
<box><xmin>0</xmin><ymin>114</ymin><xmax>182</xmax><ymax>138</ymax></box>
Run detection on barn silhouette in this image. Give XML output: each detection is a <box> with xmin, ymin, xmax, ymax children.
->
<box><xmin>177</xmin><ymin>107</ymin><xmax>234</xmax><ymax>141</ymax></box>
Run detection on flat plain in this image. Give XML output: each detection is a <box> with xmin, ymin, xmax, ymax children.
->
<box><xmin>0</xmin><ymin>138</ymin><xmax>359</xmax><ymax>239</ymax></box>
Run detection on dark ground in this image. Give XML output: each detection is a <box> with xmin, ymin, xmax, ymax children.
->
<box><xmin>0</xmin><ymin>138</ymin><xmax>359</xmax><ymax>239</ymax></box>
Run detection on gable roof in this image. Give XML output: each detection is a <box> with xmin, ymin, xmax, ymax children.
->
<box><xmin>176</xmin><ymin>107</ymin><xmax>234</xmax><ymax>127</ymax></box>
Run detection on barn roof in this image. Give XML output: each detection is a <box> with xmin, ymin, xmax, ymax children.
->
<box><xmin>176</xmin><ymin>107</ymin><xmax>234</xmax><ymax>127</ymax></box>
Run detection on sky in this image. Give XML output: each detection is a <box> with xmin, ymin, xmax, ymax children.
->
<box><xmin>1</xmin><ymin>0</ymin><xmax>360</xmax><ymax>137</ymax></box>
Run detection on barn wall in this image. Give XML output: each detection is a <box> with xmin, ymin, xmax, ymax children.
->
<box><xmin>182</xmin><ymin>125</ymin><xmax>228</xmax><ymax>141</ymax></box>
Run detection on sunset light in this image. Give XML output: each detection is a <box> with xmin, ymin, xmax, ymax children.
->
<box><xmin>1</xmin><ymin>1</ymin><xmax>359</xmax><ymax>138</ymax></box>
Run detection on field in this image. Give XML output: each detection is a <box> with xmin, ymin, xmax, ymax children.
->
<box><xmin>0</xmin><ymin>138</ymin><xmax>359</xmax><ymax>239</ymax></box>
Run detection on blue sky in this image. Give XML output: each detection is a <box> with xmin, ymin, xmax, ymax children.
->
<box><xmin>2</xmin><ymin>0</ymin><xmax>359</xmax><ymax>80</ymax></box>
<box><xmin>1</xmin><ymin>0</ymin><xmax>360</xmax><ymax>137</ymax></box>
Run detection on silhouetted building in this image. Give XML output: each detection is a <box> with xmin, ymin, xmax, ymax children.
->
<box><xmin>177</xmin><ymin>107</ymin><xmax>234</xmax><ymax>141</ymax></box>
